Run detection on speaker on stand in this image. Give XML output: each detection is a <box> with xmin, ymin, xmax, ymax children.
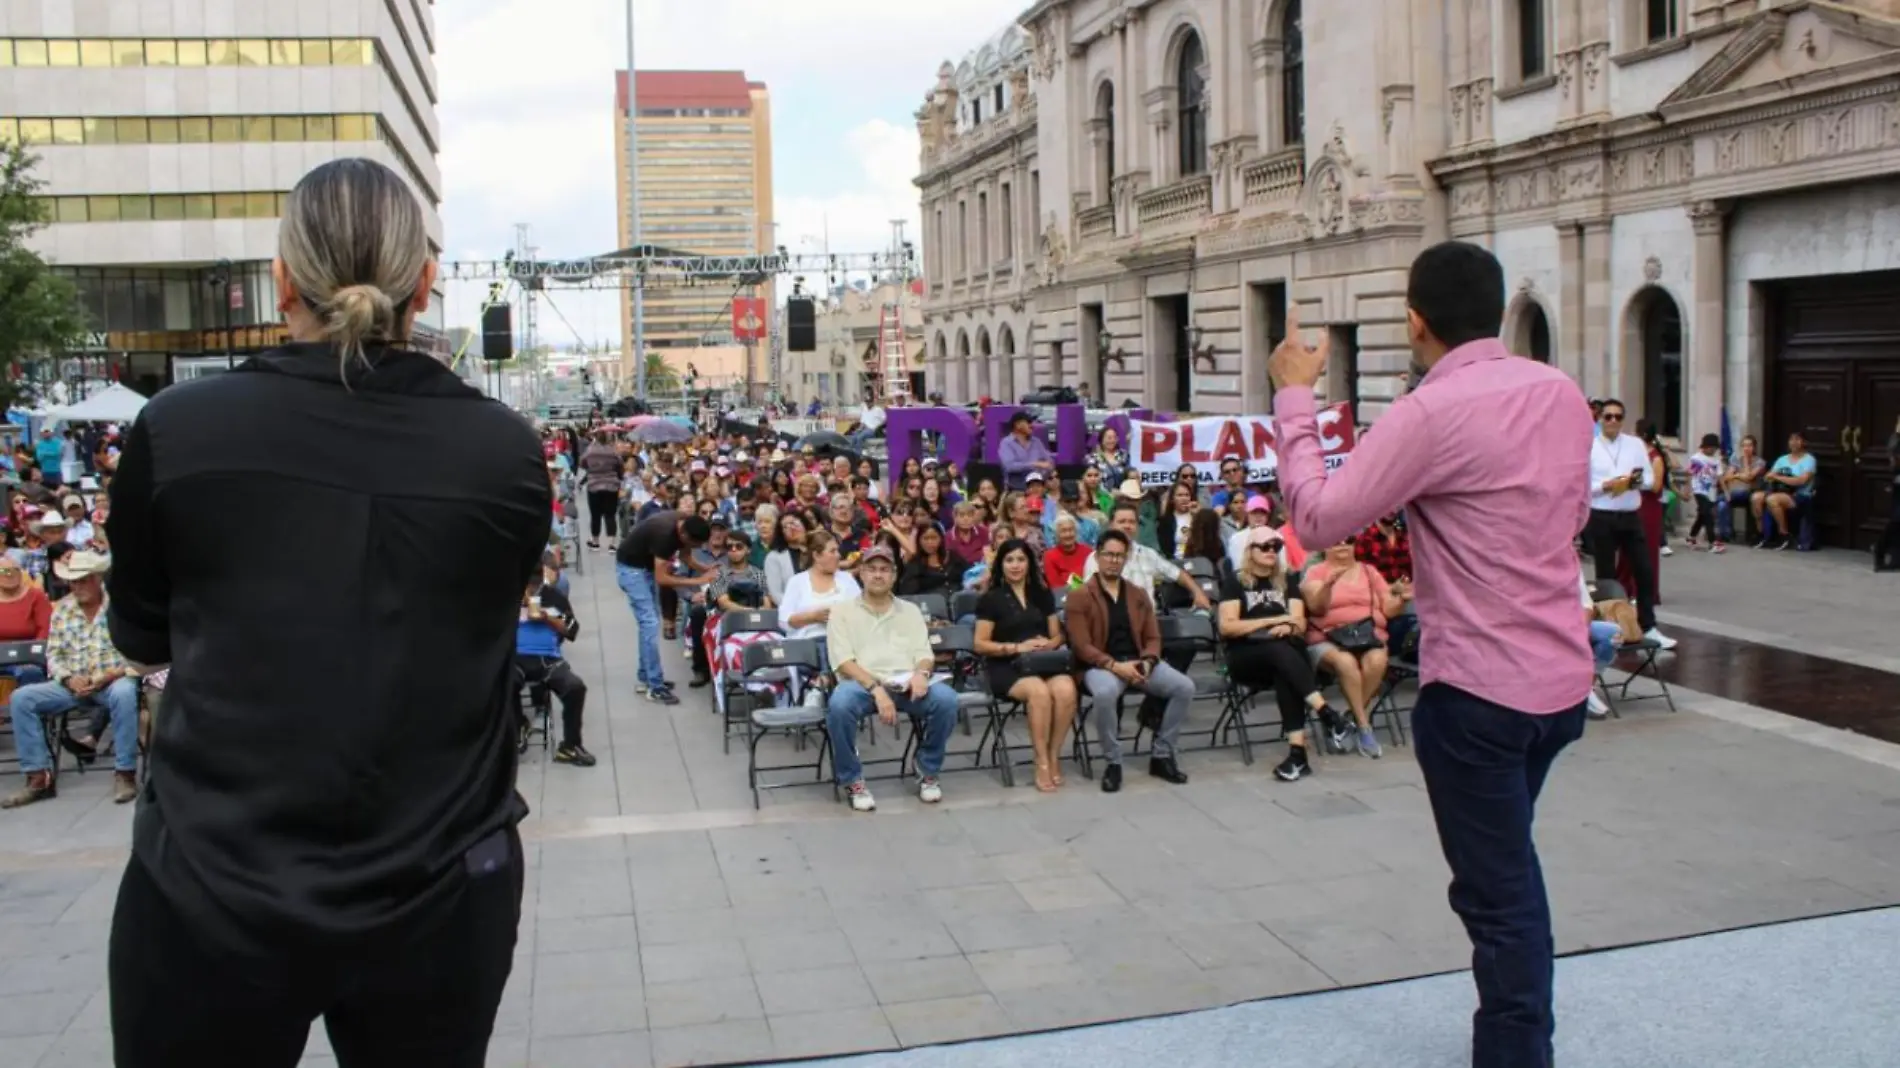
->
<box><xmin>785</xmin><ymin>297</ymin><xmax>816</xmax><ymax>353</ymax></box>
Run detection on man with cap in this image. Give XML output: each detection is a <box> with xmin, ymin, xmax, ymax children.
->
<box><xmin>998</xmin><ymin>412</ymin><xmax>1056</xmax><ymax>492</ymax></box>
<box><xmin>823</xmin><ymin>545</ymin><xmax>960</xmax><ymax>812</ymax></box>
<box><xmin>3</xmin><ymin>551</ymin><xmax>139</xmax><ymax>807</ymax></box>
<box><xmin>59</xmin><ymin>495</ymin><xmax>94</xmax><ymax>547</ymax></box>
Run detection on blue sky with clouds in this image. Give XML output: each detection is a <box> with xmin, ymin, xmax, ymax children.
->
<box><xmin>435</xmin><ymin>0</ymin><xmax>1027</xmax><ymax>344</ymax></box>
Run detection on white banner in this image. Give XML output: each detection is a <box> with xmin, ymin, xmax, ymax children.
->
<box><xmin>1129</xmin><ymin>404</ymin><xmax>1356</xmax><ymax>486</ymax></box>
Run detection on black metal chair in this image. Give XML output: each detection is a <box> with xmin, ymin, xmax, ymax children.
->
<box><xmin>515</xmin><ymin>678</ymin><xmax>553</xmax><ymax>755</ymax></box>
<box><xmin>899</xmin><ymin>592</ymin><xmax>951</xmax><ymax>623</ymax></box>
<box><xmin>736</xmin><ymin>638</ymin><xmax>832</xmax><ymax>809</ymax></box>
<box><xmin>1367</xmin><ymin>620</ymin><xmax>1418</xmax><ymax>746</ymax></box>
<box><xmin>1069</xmin><ymin>612</ymin><xmax>1220</xmax><ymax>779</ymax></box>
<box><xmin>1590</xmin><ymin>579</ymin><xmax>1676</xmax><ymax>714</ymax></box>
<box><xmin>930</xmin><ymin>625</ymin><xmax>1018</xmax><ymax>782</ymax></box>
<box><xmin>0</xmin><ymin>641</ymin><xmax>48</xmax><ymax>777</ymax></box>
<box><xmin>951</xmin><ymin>589</ymin><xmax>981</xmax><ymax>621</ymax></box>
<box><xmin>717</xmin><ymin>610</ymin><xmax>785</xmax><ymax>753</ymax></box>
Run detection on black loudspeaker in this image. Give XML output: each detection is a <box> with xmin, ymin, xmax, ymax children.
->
<box><xmin>786</xmin><ymin>298</ymin><xmax>816</xmax><ymax>352</ymax></box>
<box><xmin>481</xmin><ymin>303</ymin><xmax>513</xmax><ymax>362</ymax></box>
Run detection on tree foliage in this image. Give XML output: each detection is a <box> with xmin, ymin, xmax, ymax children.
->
<box><xmin>0</xmin><ymin>145</ymin><xmax>86</xmax><ymax>409</ymax></box>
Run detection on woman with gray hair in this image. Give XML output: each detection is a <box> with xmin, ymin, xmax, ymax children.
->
<box><xmin>103</xmin><ymin>158</ymin><xmax>548</xmax><ymax>1067</ymax></box>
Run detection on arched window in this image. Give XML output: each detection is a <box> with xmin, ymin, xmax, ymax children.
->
<box><xmin>1635</xmin><ymin>288</ymin><xmax>1684</xmax><ymax>438</ymax></box>
<box><xmin>1527</xmin><ymin>304</ymin><xmax>1551</xmax><ymax>363</ymax></box>
<box><xmin>1176</xmin><ymin>33</ymin><xmax>1208</xmax><ymax>177</ymax></box>
<box><xmin>1097</xmin><ymin>82</ymin><xmax>1117</xmax><ymax>192</ymax></box>
<box><xmin>1282</xmin><ymin>0</ymin><xmax>1305</xmax><ymax>145</ymax></box>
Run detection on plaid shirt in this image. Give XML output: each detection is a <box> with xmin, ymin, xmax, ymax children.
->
<box><xmin>46</xmin><ymin>594</ymin><xmax>126</xmax><ymax>682</ymax></box>
<box><xmin>1353</xmin><ymin>522</ymin><xmax>1413</xmax><ymax>584</ymax></box>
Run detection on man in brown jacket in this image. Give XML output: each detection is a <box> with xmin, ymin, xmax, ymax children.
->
<box><xmin>1066</xmin><ymin>529</ymin><xmax>1196</xmax><ymax>793</ymax></box>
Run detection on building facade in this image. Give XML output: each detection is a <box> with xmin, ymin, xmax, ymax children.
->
<box><xmin>782</xmin><ymin>281</ymin><xmax>926</xmax><ymax>407</ymax></box>
<box><xmin>614</xmin><ymin>69</ymin><xmax>775</xmax><ymax>393</ymax></box>
<box><xmin>917</xmin><ymin>0</ymin><xmax>1900</xmax><ymax>550</ymax></box>
<box><xmin>3</xmin><ymin>0</ymin><xmax>443</xmax><ymax>395</ymax></box>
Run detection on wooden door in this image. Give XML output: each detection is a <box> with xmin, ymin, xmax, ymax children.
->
<box><xmin>1850</xmin><ymin>363</ymin><xmax>1900</xmax><ymax>550</ymax></box>
<box><xmin>1775</xmin><ymin>362</ymin><xmax>1852</xmax><ymax>546</ymax></box>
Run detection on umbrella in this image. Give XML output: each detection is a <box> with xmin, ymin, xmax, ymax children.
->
<box><xmin>664</xmin><ymin>415</ymin><xmax>696</xmax><ymax>427</ymax></box>
<box><xmin>629</xmin><ymin>420</ymin><xmax>693</xmax><ymax>445</ymax></box>
<box><xmin>793</xmin><ymin>430</ymin><xmax>853</xmax><ymax>456</ymax></box>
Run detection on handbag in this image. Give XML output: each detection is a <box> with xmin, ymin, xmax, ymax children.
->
<box><xmin>1015</xmin><ymin>648</ymin><xmax>1074</xmax><ymax>678</ymax></box>
<box><xmin>1325</xmin><ymin>619</ymin><xmax>1380</xmax><ymax>653</ymax></box>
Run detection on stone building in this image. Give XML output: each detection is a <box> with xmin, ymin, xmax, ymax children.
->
<box><xmin>917</xmin><ymin>0</ymin><xmax>1900</xmax><ymax>551</ymax></box>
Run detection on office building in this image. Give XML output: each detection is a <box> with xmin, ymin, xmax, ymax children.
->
<box><xmin>1</xmin><ymin>0</ymin><xmax>443</xmax><ymax>395</ymax></box>
<box><xmin>614</xmin><ymin>69</ymin><xmax>774</xmax><ymax>393</ymax></box>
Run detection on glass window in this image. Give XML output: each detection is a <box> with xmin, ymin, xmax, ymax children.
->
<box><xmin>336</xmin><ymin>114</ymin><xmax>369</xmax><ymax>141</ymax></box>
<box><xmin>273</xmin><ymin>116</ymin><xmax>304</xmax><ymax>141</ymax></box>
<box><xmin>236</xmin><ymin>39</ymin><xmax>268</xmax><ymax>66</ymax></box>
<box><xmin>152</xmin><ymin>195</ymin><xmax>185</xmax><ymax>221</ymax></box>
<box><xmin>179</xmin><ymin>117</ymin><xmax>211</xmax><ymax>143</ymax></box>
<box><xmin>82</xmin><ymin>117</ymin><xmax>116</xmax><ymax>144</ymax></box>
<box><xmin>145</xmin><ymin>40</ymin><xmax>176</xmax><ymax>65</ymax></box>
<box><xmin>15</xmin><ymin>41</ymin><xmax>49</xmax><ymax>66</ymax></box>
<box><xmin>116</xmin><ymin>117</ymin><xmax>148</xmax><ymax>143</ymax></box>
<box><xmin>0</xmin><ymin>119</ymin><xmax>15</xmax><ymax>145</ymax></box>
<box><xmin>17</xmin><ymin>119</ymin><xmax>52</xmax><ymax>145</ymax></box>
<box><xmin>214</xmin><ymin>193</ymin><xmax>246</xmax><ymax>218</ymax></box>
<box><xmin>183</xmin><ymin>194</ymin><xmax>214</xmax><ymax>220</ymax></box>
<box><xmin>332</xmin><ymin>39</ymin><xmax>367</xmax><ymax>65</ymax></box>
<box><xmin>47</xmin><ymin>41</ymin><xmax>80</xmax><ymax>66</ymax></box>
<box><xmin>209</xmin><ymin>40</ymin><xmax>240</xmax><ymax>66</ymax></box>
<box><xmin>120</xmin><ymin>195</ymin><xmax>152</xmax><ymax>221</ymax></box>
<box><xmin>303</xmin><ymin>39</ymin><xmax>331</xmax><ymax>65</ymax></box>
<box><xmin>50</xmin><ymin>119</ymin><xmax>82</xmax><ymax>145</ymax></box>
<box><xmin>243</xmin><ymin>117</ymin><xmax>272</xmax><ymax>143</ymax></box>
<box><xmin>0</xmin><ymin>41</ymin><xmax>11</xmax><ymax>65</ymax></box>
<box><xmin>208</xmin><ymin>117</ymin><xmax>241</xmax><ymax>143</ymax></box>
<box><xmin>113</xmin><ymin>39</ymin><xmax>144</xmax><ymax>66</ymax></box>
<box><xmin>275</xmin><ymin>193</ymin><xmax>289</xmax><ymax>215</ymax></box>
<box><xmin>246</xmin><ymin>192</ymin><xmax>277</xmax><ymax>218</ymax></box>
<box><xmin>56</xmin><ymin>197</ymin><xmax>89</xmax><ymax>223</ymax></box>
<box><xmin>177</xmin><ymin>40</ymin><xmax>207</xmax><ymax>66</ymax></box>
<box><xmin>305</xmin><ymin>115</ymin><xmax>335</xmax><ymax>140</ymax></box>
<box><xmin>87</xmin><ymin>196</ymin><xmax>122</xmax><ymax>222</ymax></box>
<box><xmin>79</xmin><ymin>40</ymin><xmax>113</xmax><ymax>66</ymax></box>
<box><xmin>270</xmin><ymin>39</ymin><xmax>301</xmax><ymax>65</ymax></box>
<box><xmin>148</xmin><ymin>118</ymin><xmax>180</xmax><ymax>144</ymax></box>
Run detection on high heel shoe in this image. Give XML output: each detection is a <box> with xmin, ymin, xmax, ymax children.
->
<box><xmin>1033</xmin><ymin>761</ymin><xmax>1057</xmax><ymax>793</ymax></box>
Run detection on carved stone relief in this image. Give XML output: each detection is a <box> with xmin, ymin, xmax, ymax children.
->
<box><xmin>1038</xmin><ymin>212</ymin><xmax>1068</xmax><ymax>286</ymax></box>
<box><xmin>1310</xmin><ymin>164</ymin><xmax>1346</xmax><ymax>236</ymax></box>
<box><xmin>1642</xmin><ymin>256</ymin><xmax>1662</xmax><ymax>283</ymax></box>
<box><xmin>1029</xmin><ymin>19</ymin><xmax>1058</xmax><ymax>82</ymax></box>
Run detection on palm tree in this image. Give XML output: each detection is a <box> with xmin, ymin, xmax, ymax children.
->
<box><xmin>640</xmin><ymin>352</ymin><xmax>680</xmax><ymax>397</ymax></box>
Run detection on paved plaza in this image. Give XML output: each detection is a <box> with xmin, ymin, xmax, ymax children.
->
<box><xmin>0</xmin><ymin>548</ymin><xmax>1894</xmax><ymax>1067</ymax></box>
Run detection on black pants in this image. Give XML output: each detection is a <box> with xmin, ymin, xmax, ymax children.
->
<box><xmin>516</xmin><ymin>655</ymin><xmax>586</xmax><ymax>748</ymax></box>
<box><xmin>109</xmin><ymin>830</ymin><xmax>523</xmax><ymax>1068</ymax></box>
<box><xmin>1584</xmin><ymin>509</ymin><xmax>1656</xmax><ymax>631</ymax></box>
<box><xmin>1877</xmin><ymin>493</ymin><xmax>1900</xmax><ymax>569</ymax></box>
<box><xmin>1228</xmin><ymin>637</ymin><xmax>1320</xmax><ymax>734</ymax></box>
<box><xmin>586</xmin><ymin>489</ymin><xmax>619</xmax><ymax>541</ymax></box>
<box><xmin>660</xmin><ymin>582</ymin><xmax>679</xmax><ymax>627</ymax></box>
<box><xmin>1687</xmin><ymin>495</ymin><xmax>1717</xmax><ymax>543</ymax></box>
<box><xmin>1412</xmin><ymin>684</ymin><xmax>1585</xmax><ymax>1068</ymax></box>
<box><xmin>686</xmin><ymin>603</ymin><xmax>711</xmax><ymax>678</ymax></box>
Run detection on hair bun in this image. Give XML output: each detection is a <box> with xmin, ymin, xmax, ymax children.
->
<box><xmin>325</xmin><ymin>284</ymin><xmax>395</xmax><ymax>343</ymax></box>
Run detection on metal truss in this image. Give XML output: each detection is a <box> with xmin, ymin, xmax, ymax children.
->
<box><xmin>440</xmin><ymin>251</ymin><xmax>919</xmax><ymax>289</ymax></box>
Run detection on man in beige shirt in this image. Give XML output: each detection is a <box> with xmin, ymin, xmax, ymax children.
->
<box><xmin>825</xmin><ymin>546</ymin><xmax>960</xmax><ymax>811</ymax></box>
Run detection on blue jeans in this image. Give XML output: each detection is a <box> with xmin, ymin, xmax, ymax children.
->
<box><xmin>1714</xmin><ymin>488</ymin><xmax>1752</xmax><ymax>542</ymax></box>
<box><xmin>11</xmin><ymin>677</ymin><xmax>140</xmax><ymax>774</ymax></box>
<box><xmin>1412</xmin><ymin>683</ymin><xmax>1586</xmax><ymax>1068</ymax></box>
<box><xmin>1588</xmin><ymin>621</ymin><xmax>1621</xmax><ymax>668</ymax></box>
<box><xmin>615</xmin><ymin>564</ymin><xmax>668</xmax><ymax>693</ymax></box>
<box><xmin>3</xmin><ymin>665</ymin><xmax>47</xmax><ymax>686</ymax></box>
<box><xmin>826</xmin><ymin>680</ymin><xmax>958</xmax><ymax>787</ymax></box>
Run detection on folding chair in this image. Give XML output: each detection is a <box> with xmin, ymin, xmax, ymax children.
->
<box><xmin>1069</xmin><ymin>612</ymin><xmax>1219</xmax><ymax>779</ymax></box>
<box><xmin>935</xmin><ymin>625</ymin><xmax>1034</xmax><ymax>786</ymax></box>
<box><xmin>899</xmin><ymin>592</ymin><xmax>951</xmax><ymax>623</ymax></box>
<box><xmin>1589</xmin><ymin>581</ymin><xmax>1675</xmax><ymax>714</ymax></box>
<box><xmin>515</xmin><ymin>679</ymin><xmax>553</xmax><ymax>754</ymax></box>
<box><xmin>717</xmin><ymin>610</ymin><xmax>785</xmax><ymax>753</ymax></box>
<box><xmin>1181</xmin><ymin>557</ymin><xmax>1217</xmax><ymax>583</ymax></box>
<box><xmin>897</xmin><ymin>625</ymin><xmax>992</xmax><ymax>778</ymax></box>
<box><xmin>1367</xmin><ymin>621</ymin><xmax>1417</xmax><ymax>746</ymax></box>
<box><xmin>951</xmin><ymin>589</ymin><xmax>982</xmax><ymax>622</ymax></box>
<box><xmin>737</xmin><ymin>638</ymin><xmax>832</xmax><ymax>809</ymax></box>
<box><xmin>0</xmin><ymin>641</ymin><xmax>47</xmax><ymax>777</ymax></box>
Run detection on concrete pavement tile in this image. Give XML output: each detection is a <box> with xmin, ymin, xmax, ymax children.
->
<box><xmin>481</xmin><ymin>1033</ymin><xmax>530</xmax><ymax>1068</ymax></box>
<box><xmin>941</xmin><ymin>910</ymin><xmax>1068</xmax><ymax>954</ymax></box>
<box><xmin>1095</xmin><ymin>972</ymin><xmax>1230</xmax><ymax>1020</ymax></box>
<box><xmin>988</xmin><ymin>847</ymin><xmax>1096</xmax><ymax>882</ymax></box>
<box><xmin>0</xmin><ymin>990</ymin><xmax>82</xmax><ymax>1038</ymax></box>
<box><xmin>0</xmin><ymin>1034</ymin><xmax>55</xmax><ymax>1068</ymax></box>
<box><xmin>537</xmin><ymin>914</ymin><xmax>640</xmax><ymax>956</ymax></box>
<box><xmin>528</xmin><ymin>1030</ymin><xmax>654</xmax><ymax>1068</ymax></box>
<box><xmin>843</xmin><ymin>917</ymin><xmax>961</xmax><ymax>963</ymax></box>
<box><xmin>533</xmin><ymin>947</ymin><xmax>646</xmax><ymax>992</ymax></box>
<box><xmin>628</xmin><ymin>874</ymin><xmax>731</xmax><ymax>914</ymax></box>
<box><xmin>966</xmin><ymin>943</ymin><xmax>1090</xmax><ymax>994</ymax></box>
<box><xmin>919</xmin><ymin>882</ymin><xmax>1032</xmax><ymax>921</ymax></box>
<box><xmin>768</xmin><ymin>1006</ymin><xmax>898</xmax><ymax>1059</ymax></box>
<box><xmin>1275</xmin><ymin>791</ymin><xmax>1377</xmax><ymax>820</ymax></box>
<box><xmin>639</xmin><ymin>938</ymin><xmax>750</xmax><ymax>985</ymax></box>
<box><xmin>648</xmin><ymin>1019</ymin><xmax>774</xmax><ymax>1067</ymax></box>
<box><xmin>1013</xmin><ymin>873</ymin><xmax>1125</xmax><ymax>912</ymax></box>
<box><xmin>859</xmin><ymin>955</ymin><xmax>987</xmax><ymax>1006</ymax></box>
<box><xmin>529</xmin><ymin>984</ymin><xmax>646</xmax><ymax>1038</ymax></box>
<box><xmin>754</xmin><ymin>964</ymin><xmax>875</xmax><ymax>1016</ymax></box>
<box><xmin>1203</xmin><ymin>959</ymin><xmax>1339</xmax><ymax>1003</ymax></box>
<box><xmin>538</xmin><ymin>834</ymin><xmax>630</xmax><ymax>866</ymax></box>
<box><xmin>0</xmin><ymin>952</ymin><xmax>105</xmax><ymax>996</ymax></box>
<box><xmin>26</xmin><ymin>1027</ymin><xmax>111</xmax><ymax>1067</ymax></box>
<box><xmin>1067</xmin><ymin>930</ymin><xmax>1203</xmax><ymax>985</ymax></box>
<box><xmin>643</xmin><ymin>975</ymin><xmax>764</xmax><ymax>1029</ymax></box>
<box><xmin>741</xmin><ymin>929</ymin><xmax>858</xmax><ymax>975</ymax></box>
<box><xmin>65</xmin><ymin>987</ymin><xmax>108</xmax><ymax>1033</ymax></box>
<box><xmin>881</xmin><ymin>992</ymin><xmax>1013</xmax><ymax>1047</ymax></box>
<box><xmin>636</xmin><ymin>904</ymin><xmax>740</xmax><ymax>945</ymax></box>
<box><xmin>1167</xmin><ymin>922</ymin><xmax>1310</xmax><ymax>970</ymax></box>
<box><xmin>997</xmin><ymin>982</ymin><xmax>1124</xmax><ymax>1033</ymax></box>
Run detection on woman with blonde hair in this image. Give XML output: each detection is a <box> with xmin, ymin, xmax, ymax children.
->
<box><xmin>103</xmin><ymin>159</ymin><xmax>547</xmax><ymax>1066</ymax></box>
<box><xmin>1217</xmin><ymin>526</ymin><xmax>1342</xmax><ymax>782</ymax></box>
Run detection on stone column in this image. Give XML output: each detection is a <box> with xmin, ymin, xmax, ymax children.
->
<box><xmin>1581</xmin><ymin>218</ymin><xmax>1615</xmax><ymax>400</ymax></box>
<box><xmin>1250</xmin><ymin>38</ymin><xmax>1281</xmax><ymax>151</ymax></box>
<box><xmin>1557</xmin><ymin>222</ymin><xmax>1586</xmax><ymax>386</ymax></box>
<box><xmin>1688</xmin><ymin>200</ymin><xmax>1728</xmax><ymax>444</ymax></box>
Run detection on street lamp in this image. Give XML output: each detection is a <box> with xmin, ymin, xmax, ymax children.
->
<box><xmin>205</xmin><ymin>258</ymin><xmax>236</xmax><ymax>370</ymax></box>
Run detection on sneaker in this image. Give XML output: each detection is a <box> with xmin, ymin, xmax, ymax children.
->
<box><xmin>1586</xmin><ymin>692</ymin><xmax>1610</xmax><ymax>719</ymax></box>
<box><xmin>917</xmin><ymin>777</ymin><xmax>943</xmax><ymax>804</ymax></box>
<box><xmin>1659</xmin><ymin>545</ymin><xmax>1674</xmax><ymax>557</ymax></box>
<box><xmin>1327</xmin><ymin>724</ymin><xmax>1353</xmax><ymax>755</ymax></box>
<box><xmin>1643</xmin><ymin>628</ymin><xmax>1678</xmax><ymax>651</ymax></box>
<box><xmin>648</xmin><ymin>685</ymin><xmax>681</xmax><ymax>706</ymax></box>
<box><xmin>1711</xmin><ymin>543</ymin><xmax>1726</xmax><ymax>554</ymax></box>
<box><xmin>846</xmin><ymin>782</ymin><xmax>876</xmax><ymax>812</ymax></box>
<box><xmin>1273</xmin><ymin>747</ymin><xmax>1311</xmax><ymax>782</ymax></box>
<box><xmin>1683</xmin><ymin>537</ymin><xmax>1697</xmax><ymax>549</ymax></box>
<box><xmin>632</xmin><ymin>682</ymin><xmax>649</xmax><ymax>698</ymax></box>
<box><xmin>1357</xmin><ymin>728</ymin><xmax>1383</xmax><ymax>759</ymax></box>
<box><xmin>554</xmin><ymin>744</ymin><xmax>598</xmax><ymax>767</ymax></box>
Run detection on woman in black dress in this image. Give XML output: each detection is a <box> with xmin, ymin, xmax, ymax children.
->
<box><xmin>972</xmin><ymin>538</ymin><xmax>1078</xmax><ymax>792</ymax></box>
<box><xmin>1216</xmin><ymin>526</ymin><xmax>1341</xmax><ymax>784</ymax></box>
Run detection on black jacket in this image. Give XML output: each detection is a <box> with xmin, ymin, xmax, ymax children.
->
<box><xmin>106</xmin><ymin>343</ymin><xmax>550</xmax><ymax>953</ymax></box>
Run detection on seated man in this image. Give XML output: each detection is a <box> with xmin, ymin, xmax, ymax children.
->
<box><xmin>1581</xmin><ymin>572</ymin><xmax>1619</xmax><ymax>720</ymax></box>
<box><xmin>824</xmin><ymin>546</ymin><xmax>959</xmax><ymax>812</ymax></box>
<box><xmin>516</xmin><ymin>574</ymin><xmax>594</xmax><ymax>767</ymax></box>
<box><xmin>2</xmin><ymin>551</ymin><xmax>139</xmax><ymax>807</ymax></box>
<box><xmin>1066</xmin><ymin>529</ymin><xmax>1198</xmax><ymax>793</ymax></box>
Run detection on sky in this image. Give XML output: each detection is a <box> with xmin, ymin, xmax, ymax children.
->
<box><xmin>435</xmin><ymin>0</ymin><xmax>1029</xmax><ymax>346</ymax></box>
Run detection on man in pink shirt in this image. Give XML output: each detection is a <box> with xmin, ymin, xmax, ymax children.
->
<box><xmin>1270</xmin><ymin>241</ymin><xmax>1592</xmax><ymax>1068</ymax></box>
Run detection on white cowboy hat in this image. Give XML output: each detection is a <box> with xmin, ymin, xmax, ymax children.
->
<box><xmin>1115</xmin><ymin>477</ymin><xmax>1146</xmax><ymax>500</ymax></box>
<box><xmin>54</xmin><ymin>550</ymin><xmax>110</xmax><ymax>581</ymax></box>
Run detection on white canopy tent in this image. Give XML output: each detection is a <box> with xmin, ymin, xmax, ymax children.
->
<box><xmin>50</xmin><ymin>384</ymin><xmax>147</xmax><ymax>424</ymax></box>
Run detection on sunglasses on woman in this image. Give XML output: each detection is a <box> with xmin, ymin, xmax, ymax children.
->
<box><xmin>1250</xmin><ymin>541</ymin><xmax>1284</xmax><ymax>553</ymax></box>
